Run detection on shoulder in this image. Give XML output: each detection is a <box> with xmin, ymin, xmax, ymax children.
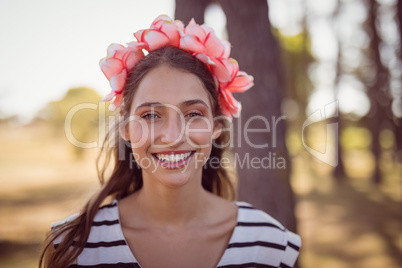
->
<box><xmin>51</xmin><ymin>200</ymin><xmax>119</xmax><ymax>228</ymax></box>
<box><xmin>50</xmin><ymin>200</ymin><xmax>120</xmax><ymax>244</ymax></box>
<box><xmin>51</xmin><ymin>200</ymin><xmax>136</xmax><ymax>265</ymax></box>
<box><xmin>51</xmin><ymin>212</ymin><xmax>79</xmax><ymax>229</ymax></box>
<box><xmin>235</xmin><ymin>201</ymin><xmax>287</xmax><ymax>228</ymax></box>
<box><xmin>219</xmin><ymin>201</ymin><xmax>301</xmax><ymax>267</ymax></box>
<box><xmin>93</xmin><ymin>200</ymin><xmax>119</xmax><ymax>223</ymax></box>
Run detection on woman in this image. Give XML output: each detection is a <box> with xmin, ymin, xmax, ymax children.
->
<box><xmin>40</xmin><ymin>15</ymin><xmax>300</xmax><ymax>268</ymax></box>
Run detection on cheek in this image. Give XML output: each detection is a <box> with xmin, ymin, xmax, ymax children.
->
<box><xmin>128</xmin><ymin>121</ymin><xmax>151</xmax><ymax>148</ymax></box>
<box><xmin>186</xmin><ymin>119</ymin><xmax>214</xmax><ymax>148</ymax></box>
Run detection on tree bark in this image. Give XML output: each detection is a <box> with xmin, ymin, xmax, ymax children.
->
<box><xmin>366</xmin><ymin>0</ymin><xmax>391</xmax><ymax>184</ymax></box>
<box><xmin>218</xmin><ymin>0</ymin><xmax>296</xmax><ymax>231</ymax></box>
<box><xmin>175</xmin><ymin>0</ymin><xmax>210</xmax><ymax>24</ymax></box>
<box><xmin>395</xmin><ymin>0</ymin><xmax>402</xmax><ymax>162</ymax></box>
<box><xmin>332</xmin><ymin>0</ymin><xmax>346</xmax><ymax>180</ymax></box>
<box><xmin>398</xmin><ymin>0</ymin><xmax>402</xmax><ymax>55</ymax></box>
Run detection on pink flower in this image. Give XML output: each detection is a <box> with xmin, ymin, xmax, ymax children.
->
<box><xmin>215</xmin><ymin>59</ymin><xmax>254</xmax><ymax>118</ymax></box>
<box><xmin>180</xmin><ymin>19</ymin><xmax>230</xmax><ymax>59</ymax></box>
<box><xmin>225</xmin><ymin>71</ymin><xmax>254</xmax><ymax>92</ymax></box>
<box><xmin>134</xmin><ymin>15</ymin><xmax>184</xmax><ymax>51</ymax></box>
<box><xmin>99</xmin><ymin>43</ymin><xmax>144</xmax><ymax>109</ymax></box>
<box><xmin>213</xmin><ymin>58</ymin><xmax>239</xmax><ymax>84</ymax></box>
<box><xmin>219</xmin><ymin>89</ymin><xmax>242</xmax><ymax>118</ymax></box>
<box><xmin>100</xmin><ymin>14</ymin><xmax>254</xmax><ymax>116</ymax></box>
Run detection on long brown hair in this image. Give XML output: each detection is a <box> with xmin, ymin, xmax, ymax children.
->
<box><xmin>39</xmin><ymin>46</ymin><xmax>236</xmax><ymax>267</ymax></box>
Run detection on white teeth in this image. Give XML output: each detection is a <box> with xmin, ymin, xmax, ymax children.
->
<box><xmin>155</xmin><ymin>152</ymin><xmax>192</xmax><ymax>163</ymax></box>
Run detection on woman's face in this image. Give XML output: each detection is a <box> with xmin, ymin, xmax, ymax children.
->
<box><xmin>121</xmin><ymin>64</ymin><xmax>221</xmax><ymax>189</ymax></box>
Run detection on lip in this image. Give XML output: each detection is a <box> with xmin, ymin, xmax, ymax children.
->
<box><xmin>152</xmin><ymin>150</ymin><xmax>195</xmax><ymax>169</ymax></box>
<box><xmin>152</xmin><ymin>150</ymin><xmax>194</xmax><ymax>154</ymax></box>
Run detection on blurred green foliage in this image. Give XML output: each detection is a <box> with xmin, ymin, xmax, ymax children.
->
<box><xmin>274</xmin><ymin>28</ymin><xmax>315</xmax><ymax>126</ymax></box>
<box><xmin>41</xmin><ymin>87</ymin><xmax>107</xmax><ymax>158</ymax></box>
<box><xmin>341</xmin><ymin>127</ymin><xmax>372</xmax><ymax>150</ymax></box>
<box><xmin>379</xmin><ymin>129</ymin><xmax>395</xmax><ymax>150</ymax></box>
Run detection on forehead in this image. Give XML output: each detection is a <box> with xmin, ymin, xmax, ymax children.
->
<box><xmin>131</xmin><ymin>64</ymin><xmax>213</xmax><ymax>110</ymax></box>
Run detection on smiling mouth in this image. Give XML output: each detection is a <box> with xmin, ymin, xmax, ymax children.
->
<box><xmin>153</xmin><ymin>151</ymin><xmax>195</xmax><ymax>163</ymax></box>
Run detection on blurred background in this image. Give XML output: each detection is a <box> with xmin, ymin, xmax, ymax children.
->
<box><xmin>0</xmin><ymin>0</ymin><xmax>401</xmax><ymax>267</ymax></box>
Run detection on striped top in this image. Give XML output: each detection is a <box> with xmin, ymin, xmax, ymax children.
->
<box><xmin>53</xmin><ymin>200</ymin><xmax>301</xmax><ymax>268</ymax></box>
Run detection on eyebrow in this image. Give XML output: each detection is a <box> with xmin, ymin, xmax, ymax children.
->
<box><xmin>181</xmin><ymin>99</ymin><xmax>209</xmax><ymax>108</ymax></box>
<box><xmin>135</xmin><ymin>99</ymin><xmax>209</xmax><ymax>111</ymax></box>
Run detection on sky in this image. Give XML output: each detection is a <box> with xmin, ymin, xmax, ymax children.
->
<box><xmin>0</xmin><ymin>0</ymin><xmax>175</xmax><ymax>119</ymax></box>
<box><xmin>0</xmin><ymin>0</ymin><xmax>382</xmax><ymax>121</ymax></box>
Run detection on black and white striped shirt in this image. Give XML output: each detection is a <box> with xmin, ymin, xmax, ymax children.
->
<box><xmin>53</xmin><ymin>200</ymin><xmax>301</xmax><ymax>268</ymax></box>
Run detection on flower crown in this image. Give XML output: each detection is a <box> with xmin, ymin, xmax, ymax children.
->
<box><xmin>100</xmin><ymin>15</ymin><xmax>253</xmax><ymax>117</ymax></box>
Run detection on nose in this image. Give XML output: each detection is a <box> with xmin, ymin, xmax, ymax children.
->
<box><xmin>159</xmin><ymin>113</ymin><xmax>185</xmax><ymax>146</ymax></box>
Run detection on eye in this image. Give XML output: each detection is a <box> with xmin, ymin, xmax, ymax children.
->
<box><xmin>141</xmin><ymin>113</ymin><xmax>159</xmax><ymax>120</ymax></box>
<box><xmin>186</xmin><ymin>112</ymin><xmax>203</xmax><ymax>118</ymax></box>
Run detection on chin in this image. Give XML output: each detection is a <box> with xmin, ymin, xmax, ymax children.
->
<box><xmin>157</xmin><ymin>173</ymin><xmax>193</xmax><ymax>189</ymax></box>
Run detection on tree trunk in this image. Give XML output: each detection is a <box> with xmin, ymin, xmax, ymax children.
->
<box><xmin>218</xmin><ymin>0</ymin><xmax>297</xmax><ymax>232</ymax></box>
<box><xmin>366</xmin><ymin>0</ymin><xmax>390</xmax><ymax>184</ymax></box>
<box><xmin>398</xmin><ymin>0</ymin><xmax>402</xmax><ymax>55</ymax></box>
<box><xmin>332</xmin><ymin>0</ymin><xmax>346</xmax><ymax>180</ymax></box>
<box><xmin>395</xmin><ymin>0</ymin><xmax>402</xmax><ymax>162</ymax></box>
<box><xmin>175</xmin><ymin>0</ymin><xmax>210</xmax><ymax>24</ymax></box>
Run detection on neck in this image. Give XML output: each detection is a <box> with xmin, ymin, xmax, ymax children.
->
<box><xmin>135</xmin><ymin>173</ymin><xmax>208</xmax><ymax>228</ymax></box>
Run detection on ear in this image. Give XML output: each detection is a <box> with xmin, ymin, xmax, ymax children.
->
<box><xmin>212</xmin><ymin>121</ymin><xmax>222</xmax><ymax>140</ymax></box>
